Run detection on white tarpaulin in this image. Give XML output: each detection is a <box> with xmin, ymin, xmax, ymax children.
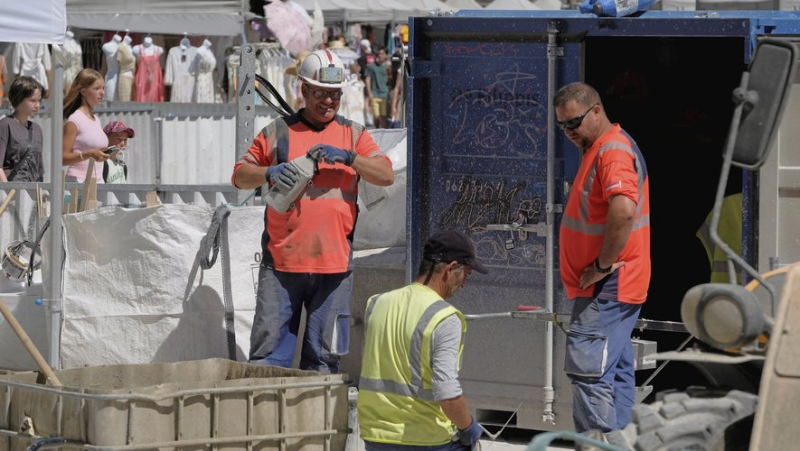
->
<box><xmin>60</xmin><ymin>204</ymin><xmax>263</xmax><ymax>368</ymax></box>
<box><xmin>66</xmin><ymin>0</ymin><xmax>244</xmax><ymax>36</ymax></box>
<box><xmin>0</xmin><ymin>0</ymin><xmax>66</xmax><ymax>44</ymax></box>
<box><xmin>354</xmin><ymin>128</ymin><xmax>406</xmax><ymax>250</ymax></box>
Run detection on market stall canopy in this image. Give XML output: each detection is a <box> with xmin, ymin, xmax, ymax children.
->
<box><xmin>66</xmin><ymin>0</ymin><xmax>245</xmax><ymax>36</ymax></box>
<box><xmin>405</xmin><ymin>0</ymin><xmax>456</xmax><ymax>16</ymax></box>
<box><xmin>0</xmin><ymin>0</ymin><xmax>66</xmax><ymax>44</ymax></box>
<box><xmin>347</xmin><ymin>0</ymin><xmax>416</xmax><ymax>23</ymax></box>
<box><xmin>444</xmin><ymin>0</ymin><xmax>485</xmax><ymax>10</ymax></box>
<box><xmin>293</xmin><ymin>0</ymin><xmax>367</xmax><ymax>23</ymax></box>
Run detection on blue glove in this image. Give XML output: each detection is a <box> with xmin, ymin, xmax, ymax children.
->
<box><xmin>266</xmin><ymin>162</ymin><xmax>299</xmax><ymax>190</ymax></box>
<box><xmin>457</xmin><ymin>418</ymin><xmax>482</xmax><ymax>447</ymax></box>
<box><xmin>308</xmin><ymin>145</ymin><xmax>355</xmax><ymax>166</ymax></box>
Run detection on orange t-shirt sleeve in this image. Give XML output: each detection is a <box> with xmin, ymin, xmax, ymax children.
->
<box><xmin>597</xmin><ymin>151</ymin><xmax>639</xmax><ymax>204</ymax></box>
<box><xmin>231</xmin><ymin>131</ymin><xmax>271</xmax><ymax>188</ymax></box>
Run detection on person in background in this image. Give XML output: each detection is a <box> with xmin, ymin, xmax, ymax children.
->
<box><xmin>231</xmin><ymin>49</ymin><xmax>394</xmax><ymax>374</ymax></box>
<box><xmin>63</xmin><ymin>69</ymin><xmax>109</xmax><ymax>182</ymax></box>
<box><xmin>357</xmin><ymin>39</ymin><xmax>375</xmax><ymax>81</ymax></box>
<box><xmin>555</xmin><ymin>82</ymin><xmax>651</xmax><ymax>441</ymax></box>
<box><xmin>387</xmin><ymin>52</ymin><xmax>403</xmax><ymax>128</ymax></box>
<box><xmin>0</xmin><ymin>76</ymin><xmax>44</xmax><ymax>182</ymax></box>
<box><xmin>357</xmin><ymin>39</ymin><xmax>375</xmax><ymax>126</ymax></box>
<box><xmin>365</xmin><ymin>46</ymin><xmax>389</xmax><ymax>128</ymax></box>
<box><xmin>102</xmin><ymin>120</ymin><xmax>135</xmax><ymax>184</ymax></box>
<box><xmin>358</xmin><ymin>230</ymin><xmax>488</xmax><ymax>451</ymax></box>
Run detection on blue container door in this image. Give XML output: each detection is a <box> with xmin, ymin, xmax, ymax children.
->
<box><xmin>407</xmin><ymin>36</ymin><xmax>581</xmax><ymax>429</ymax></box>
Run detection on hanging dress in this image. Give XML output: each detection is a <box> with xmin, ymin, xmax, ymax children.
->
<box><xmin>133</xmin><ymin>45</ymin><xmax>164</xmax><ymax>102</ymax></box>
<box><xmin>116</xmin><ymin>42</ymin><xmax>136</xmax><ymax>102</ymax></box>
<box><xmin>193</xmin><ymin>48</ymin><xmax>216</xmax><ymax>103</ymax></box>
<box><xmin>63</xmin><ymin>38</ymin><xmax>83</xmax><ymax>93</ymax></box>
<box><xmin>11</xmin><ymin>43</ymin><xmax>51</xmax><ymax>92</ymax></box>
<box><xmin>164</xmin><ymin>45</ymin><xmax>197</xmax><ymax>103</ymax></box>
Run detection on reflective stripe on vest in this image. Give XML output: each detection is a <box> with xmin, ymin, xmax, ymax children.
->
<box><xmin>359</xmin><ymin>287</ymin><xmax>466</xmax><ymax>445</ymax></box>
<box><xmin>563</xmin><ymin>140</ymin><xmax>650</xmax><ymax>236</ymax></box>
<box><xmin>361</xmin><ymin>297</ymin><xmax>454</xmax><ymax>401</ymax></box>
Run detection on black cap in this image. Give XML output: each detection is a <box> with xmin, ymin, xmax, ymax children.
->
<box><xmin>423</xmin><ymin>230</ymin><xmax>489</xmax><ymax>274</ymax></box>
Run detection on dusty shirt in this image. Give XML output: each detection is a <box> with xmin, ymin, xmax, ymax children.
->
<box><xmin>0</xmin><ymin>116</ymin><xmax>44</xmax><ymax>182</ymax></box>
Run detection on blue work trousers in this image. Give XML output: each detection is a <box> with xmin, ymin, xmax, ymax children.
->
<box><xmin>565</xmin><ymin>296</ymin><xmax>642</xmax><ymax>433</ymax></box>
<box><xmin>248</xmin><ymin>264</ymin><xmax>353</xmax><ymax>373</ymax></box>
<box><xmin>365</xmin><ymin>440</ymin><xmax>470</xmax><ymax>451</ymax></box>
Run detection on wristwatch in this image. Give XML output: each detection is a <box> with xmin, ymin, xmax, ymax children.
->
<box><xmin>594</xmin><ymin>258</ymin><xmax>612</xmax><ymax>274</ymax></box>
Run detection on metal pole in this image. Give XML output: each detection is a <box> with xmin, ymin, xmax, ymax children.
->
<box><xmin>48</xmin><ymin>45</ymin><xmax>66</xmax><ymax>370</ymax></box>
<box><xmin>235</xmin><ymin>44</ymin><xmax>256</xmax><ymax>205</ymax></box>
<box><xmin>542</xmin><ymin>22</ymin><xmax>560</xmax><ymax>425</ymax></box>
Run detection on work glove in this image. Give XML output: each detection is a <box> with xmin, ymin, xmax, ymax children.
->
<box><xmin>308</xmin><ymin>145</ymin><xmax>355</xmax><ymax>166</ymax></box>
<box><xmin>457</xmin><ymin>418</ymin><xmax>483</xmax><ymax>447</ymax></box>
<box><xmin>266</xmin><ymin>162</ymin><xmax>300</xmax><ymax>191</ymax></box>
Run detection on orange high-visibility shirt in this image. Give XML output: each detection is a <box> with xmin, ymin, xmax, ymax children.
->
<box><xmin>233</xmin><ymin>113</ymin><xmax>388</xmax><ymax>273</ymax></box>
<box><xmin>559</xmin><ymin>124</ymin><xmax>651</xmax><ymax>304</ymax></box>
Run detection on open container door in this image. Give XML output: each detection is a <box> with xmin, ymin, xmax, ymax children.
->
<box><xmin>407</xmin><ymin>10</ymin><xmax>800</xmax><ymax>431</ymax></box>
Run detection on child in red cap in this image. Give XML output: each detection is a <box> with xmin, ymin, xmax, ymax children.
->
<box><xmin>102</xmin><ymin>120</ymin><xmax>135</xmax><ymax>183</ymax></box>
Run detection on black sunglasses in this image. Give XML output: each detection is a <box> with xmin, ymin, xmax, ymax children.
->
<box><xmin>557</xmin><ymin>103</ymin><xmax>598</xmax><ymax>131</ymax></box>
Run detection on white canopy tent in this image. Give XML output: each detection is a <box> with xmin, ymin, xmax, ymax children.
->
<box><xmin>347</xmin><ymin>0</ymin><xmax>416</xmax><ymax>23</ymax></box>
<box><xmin>445</xmin><ymin>0</ymin><xmax>485</xmax><ymax>10</ymax></box>
<box><xmin>292</xmin><ymin>0</ymin><xmax>367</xmax><ymax>23</ymax></box>
<box><xmin>0</xmin><ymin>0</ymin><xmax>66</xmax><ymax>44</ymax></box>
<box><xmin>65</xmin><ymin>0</ymin><xmax>246</xmax><ymax>36</ymax></box>
<box><xmin>405</xmin><ymin>0</ymin><xmax>457</xmax><ymax>16</ymax></box>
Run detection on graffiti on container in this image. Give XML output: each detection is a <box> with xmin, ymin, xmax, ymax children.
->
<box><xmin>442</xmin><ymin>42</ymin><xmax>521</xmax><ymax>58</ymax></box>
<box><xmin>439</xmin><ymin>176</ymin><xmax>545</xmax><ymax>266</ymax></box>
<box><xmin>448</xmin><ymin>68</ymin><xmax>547</xmax><ymax>156</ymax></box>
<box><xmin>474</xmin><ymin>236</ymin><xmax>546</xmax><ymax>266</ymax></box>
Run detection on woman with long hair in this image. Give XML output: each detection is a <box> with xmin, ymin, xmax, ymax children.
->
<box><xmin>63</xmin><ymin>68</ymin><xmax>109</xmax><ymax>182</ymax></box>
<box><xmin>0</xmin><ymin>76</ymin><xmax>45</xmax><ymax>182</ymax></box>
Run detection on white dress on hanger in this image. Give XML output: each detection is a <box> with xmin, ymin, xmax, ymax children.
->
<box><xmin>340</xmin><ymin>75</ymin><xmax>366</xmax><ymax>126</ymax></box>
<box><xmin>164</xmin><ymin>45</ymin><xmax>198</xmax><ymax>103</ymax></box>
<box><xmin>63</xmin><ymin>36</ymin><xmax>83</xmax><ymax>91</ymax></box>
<box><xmin>11</xmin><ymin>43</ymin><xmax>51</xmax><ymax>91</ymax></box>
<box><xmin>193</xmin><ymin>43</ymin><xmax>217</xmax><ymax>103</ymax></box>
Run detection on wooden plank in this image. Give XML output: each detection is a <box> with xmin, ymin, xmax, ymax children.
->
<box><xmin>79</xmin><ymin>159</ymin><xmax>95</xmax><ymax>212</ymax></box>
<box><xmin>69</xmin><ymin>187</ymin><xmax>78</xmax><ymax>214</ymax></box>
<box><xmin>146</xmin><ymin>191</ymin><xmax>159</xmax><ymax>208</ymax></box>
<box><xmin>85</xmin><ymin>177</ymin><xmax>98</xmax><ymax>211</ymax></box>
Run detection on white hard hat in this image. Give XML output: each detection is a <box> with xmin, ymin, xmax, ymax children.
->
<box><xmin>298</xmin><ymin>49</ymin><xmax>346</xmax><ymax>89</ymax></box>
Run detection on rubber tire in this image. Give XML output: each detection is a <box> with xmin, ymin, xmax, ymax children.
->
<box><xmin>630</xmin><ymin>388</ymin><xmax>757</xmax><ymax>451</ymax></box>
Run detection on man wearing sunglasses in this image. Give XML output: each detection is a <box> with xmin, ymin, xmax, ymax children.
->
<box><xmin>555</xmin><ymin>82</ymin><xmax>651</xmax><ymax>440</ymax></box>
<box><xmin>231</xmin><ymin>49</ymin><xmax>394</xmax><ymax>374</ymax></box>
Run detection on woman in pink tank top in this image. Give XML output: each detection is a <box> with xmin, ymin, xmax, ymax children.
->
<box><xmin>63</xmin><ymin>69</ymin><xmax>110</xmax><ymax>182</ymax></box>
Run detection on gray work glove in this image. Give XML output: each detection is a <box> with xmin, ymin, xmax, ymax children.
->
<box><xmin>308</xmin><ymin>144</ymin><xmax>356</xmax><ymax>166</ymax></box>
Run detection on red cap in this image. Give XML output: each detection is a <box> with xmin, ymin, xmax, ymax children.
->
<box><xmin>103</xmin><ymin>121</ymin><xmax>135</xmax><ymax>138</ymax></box>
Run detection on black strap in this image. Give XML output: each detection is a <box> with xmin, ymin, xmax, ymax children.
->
<box><xmin>7</xmin><ymin>124</ymin><xmax>34</xmax><ymax>180</ymax></box>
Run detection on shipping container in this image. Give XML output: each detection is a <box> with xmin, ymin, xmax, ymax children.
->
<box><xmin>406</xmin><ymin>10</ymin><xmax>800</xmax><ymax>431</ymax></box>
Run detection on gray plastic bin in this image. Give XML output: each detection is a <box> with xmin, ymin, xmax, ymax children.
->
<box><xmin>0</xmin><ymin>359</ymin><xmax>349</xmax><ymax>451</ymax></box>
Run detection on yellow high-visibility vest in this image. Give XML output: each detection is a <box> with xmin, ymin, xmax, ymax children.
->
<box><xmin>358</xmin><ymin>283</ymin><xmax>466</xmax><ymax>446</ymax></box>
<box><xmin>696</xmin><ymin>193</ymin><xmax>743</xmax><ymax>283</ymax></box>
